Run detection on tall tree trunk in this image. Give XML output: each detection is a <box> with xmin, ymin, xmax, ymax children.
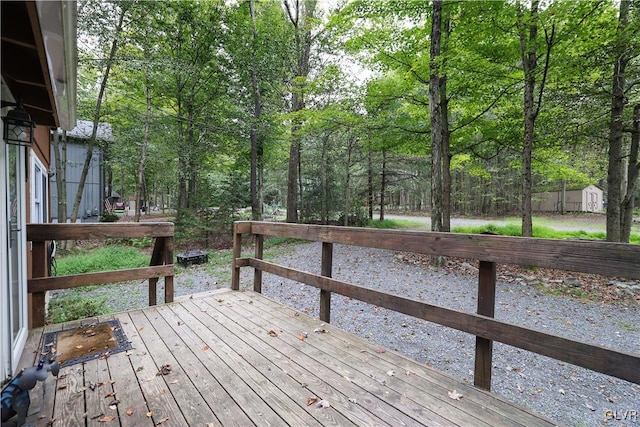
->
<box><xmin>429</xmin><ymin>0</ymin><xmax>443</xmax><ymax>232</ymax></box>
<box><xmin>440</xmin><ymin>3</ymin><xmax>451</xmax><ymax>232</ymax></box>
<box><xmin>284</xmin><ymin>0</ymin><xmax>317</xmax><ymax>223</ymax></box>
<box><xmin>135</xmin><ymin>70</ymin><xmax>152</xmax><ymax>223</ymax></box>
<box><xmin>249</xmin><ymin>0</ymin><xmax>263</xmax><ymax>221</ymax></box>
<box><xmin>368</xmin><ymin>150</ymin><xmax>374</xmax><ymax>219</ymax></box>
<box><xmin>517</xmin><ymin>0</ymin><xmax>539</xmax><ymax>238</ymax></box>
<box><xmin>606</xmin><ymin>0</ymin><xmax>630</xmax><ymax>242</ymax></box>
<box><xmin>380</xmin><ymin>150</ymin><xmax>387</xmax><ymax>221</ymax></box>
<box><xmin>343</xmin><ymin>137</ymin><xmax>353</xmax><ymax>226</ymax></box>
<box><xmin>321</xmin><ymin>134</ymin><xmax>329</xmax><ymax>224</ymax></box>
<box><xmin>70</xmin><ymin>5</ymin><xmax>126</xmax><ymax>223</ymax></box>
<box><xmin>52</xmin><ymin>130</ymin><xmax>67</xmax><ymax>224</ymax></box>
<box><xmin>621</xmin><ymin>104</ymin><xmax>640</xmax><ymax>242</ymax></box>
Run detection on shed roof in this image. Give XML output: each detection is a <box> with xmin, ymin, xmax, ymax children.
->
<box><xmin>57</xmin><ymin>119</ymin><xmax>114</xmax><ymax>142</ymax></box>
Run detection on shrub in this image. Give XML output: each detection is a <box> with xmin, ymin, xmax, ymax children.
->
<box><xmin>100</xmin><ymin>212</ymin><xmax>120</xmax><ymax>222</ymax></box>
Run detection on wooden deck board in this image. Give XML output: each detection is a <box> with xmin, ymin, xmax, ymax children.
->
<box><xmin>242</xmin><ymin>291</ymin><xmax>554</xmax><ymax>427</ymax></box>
<box><xmin>193</xmin><ymin>294</ymin><xmax>451</xmax><ymax>427</ymax></box>
<box><xmin>17</xmin><ymin>289</ymin><xmax>557</xmax><ymax>427</ymax></box>
<box><xmin>217</xmin><ymin>292</ymin><xmax>491</xmax><ymax>427</ymax></box>
<box><xmin>186</xmin><ymin>297</ymin><xmax>396</xmax><ymax>427</ymax></box>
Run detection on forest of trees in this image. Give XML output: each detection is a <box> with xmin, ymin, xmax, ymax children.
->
<box><xmin>59</xmin><ymin>0</ymin><xmax>639</xmax><ymax>243</ymax></box>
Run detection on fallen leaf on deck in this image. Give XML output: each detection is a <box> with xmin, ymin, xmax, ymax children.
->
<box><xmin>375</xmin><ymin>348</ymin><xmax>386</xmax><ymax>354</ymax></box>
<box><xmin>136</xmin><ymin>366</ymin><xmax>144</xmax><ymax>372</ymax></box>
<box><xmin>108</xmin><ymin>399</ymin><xmax>120</xmax><ymax>407</ymax></box>
<box><xmin>170</xmin><ymin>380</ymin><xmax>179</xmax><ymax>384</ymax></box>
<box><xmin>91</xmin><ymin>413</ymin><xmax>105</xmax><ymax>420</ymax></box>
<box><xmin>108</xmin><ymin>380</ymin><xmax>115</xmax><ymax>385</ymax></box>
<box><xmin>317</xmin><ymin>400</ymin><xmax>331</xmax><ymax>408</ymax></box>
<box><xmin>126</xmin><ymin>408</ymin><xmax>134</xmax><ymax>416</ymax></box>
<box><xmin>101</xmin><ymin>352</ymin><xmax>111</xmax><ymax>360</ymax></box>
<box><xmin>104</xmin><ymin>392</ymin><xmax>116</xmax><ymax>398</ymax></box>
<box><xmin>306</xmin><ymin>396</ymin><xmax>318</xmax><ymax>406</ymax></box>
<box><xmin>98</xmin><ymin>415</ymin><xmax>116</xmax><ymax>422</ymax></box>
<box><xmin>57</xmin><ymin>384</ymin><xmax>68</xmax><ymax>390</ymax></box>
<box><xmin>313</xmin><ymin>328</ymin><xmax>327</xmax><ymax>334</ymax></box>
<box><xmin>177</xmin><ymin>321</ymin><xmax>184</xmax><ymax>326</ymax></box>
<box><xmin>139</xmin><ymin>326</ymin><xmax>145</xmax><ymax>331</ymax></box>
<box><xmin>57</xmin><ymin>374</ymin><xmax>68</xmax><ymax>380</ymax></box>
<box><xmin>46</xmin><ymin>418</ymin><xmax>56</xmax><ymax>427</ymax></box>
<box><xmin>448</xmin><ymin>390</ymin><xmax>463</xmax><ymax>400</ymax></box>
<box><xmin>202</xmin><ymin>345</ymin><xmax>210</xmax><ymax>351</ymax></box>
<box><xmin>156</xmin><ymin>417</ymin><xmax>170</xmax><ymax>425</ymax></box>
<box><xmin>147</xmin><ymin>411</ymin><xmax>153</xmax><ymax>418</ymax></box>
<box><xmin>89</xmin><ymin>382</ymin><xmax>97</xmax><ymax>391</ymax></box>
<box><xmin>387</xmin><ymin>370</ymin><xmax>396</xmax><ymax>377</ymax></box>
<box><xmin>299</xmin><ymin>333</ymin><xmax>307</xmax><ymax>341</ymax></box>
<box><xmin>268</xmin><ymin>330</ymin><xmax>278</xmax><ymax>337</ymax></box>
<box><xmin>158</xmin><ymin>364</ymin><xmax>172</xmax><ymax>375</ymax></box>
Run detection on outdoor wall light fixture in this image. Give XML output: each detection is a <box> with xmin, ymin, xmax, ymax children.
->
<box><xmin>2</xmin><ymin>99</ymin><xmax>35</xmax><ymax>147</ymax></box>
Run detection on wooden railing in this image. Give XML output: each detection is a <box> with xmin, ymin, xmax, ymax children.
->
<box><xmin>232</xmin><ymin>221</ymin><xmax>640</xmax><ymax>391</ymax></box>
<box><xmin>27</xmin><ymin>222</ymin><xmax>174</xmax><ymax>328</ymax></box>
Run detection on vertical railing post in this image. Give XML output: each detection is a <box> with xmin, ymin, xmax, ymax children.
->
<box><xmin>320</xmin><ymin>242</ymin><xmax>333</xmax><ymax>323</ymax></box>
<box><xmin>148</xmin><ymin>237</ymin><xmax>162</xmax><ymax>306</ymax></box>
<box><xmin>474</xmin><ymin>260</ymin><xmax>496</xmax><ymax>391</ymax></box>
<box><xmin>164</xmin><ymin>234</ymin><xmax>174</xmax><ymax>303</ymax></box>
<box><xmin>30</xmin><ymin>239</ymin><xmax>47</xmax><ymax>328</ymax></box>
<box><xmin>254</xmin><ymin>234</ymin><xmax>263</xmax><ymax>293</ymax></box>
<box><xmin>231</xmin><ymin>223</ymin><xmax>242</xmax><ymax>290</ymax></box>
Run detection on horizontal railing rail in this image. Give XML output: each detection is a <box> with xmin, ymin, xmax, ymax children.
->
<box><xmin>27</xmin><ymin>222</ymin><xmax>174</xmax><ymax>328</ymax></box>
<box><xmin>232</xmin><ymin>221</ymin><xmax>640</xmax><ymax>391</ymax></box>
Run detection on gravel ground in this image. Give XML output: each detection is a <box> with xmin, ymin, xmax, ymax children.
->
<box><xmin>67</xmin><ymin>242</ymin><xmax>639</xmax><ymax>427</ymax></box>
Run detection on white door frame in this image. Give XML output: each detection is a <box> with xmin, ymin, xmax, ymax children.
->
<box><xmin>1</xmin><ymin>133</ymin><xmax>29</xmax><ymax>381</ymax></box>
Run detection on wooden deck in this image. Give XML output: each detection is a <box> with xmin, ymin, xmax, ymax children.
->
<box><xmin>18</xmin><ymin>289</ymin><xmax>556</xmax><ymax>427</ymax></box>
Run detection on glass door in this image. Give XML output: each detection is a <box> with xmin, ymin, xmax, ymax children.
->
<box><xmin>4</xmin><ymin>142</ymin><xmax>27</xmax><ymax>377</ymax></box>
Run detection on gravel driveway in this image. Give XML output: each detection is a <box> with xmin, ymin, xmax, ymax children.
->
<box><xmin>79</xmin><ymin>241</ymin><xmax>638</xmax><ymax>426</ymax></box>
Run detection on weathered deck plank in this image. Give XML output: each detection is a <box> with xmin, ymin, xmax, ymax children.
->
<box><xmin>16</xmin><ymin>289</ymin><xmax>557</xmax><ymax>427</ymax></box>
<box><xmin>243</xmin><ymin>291</ymin><xmax>554</xmax><ymax>427</ymax></box>
<box><xmin>222</xmin><ymin>292</ymin><xmax>495</xmax><ymax>427</ymax></box>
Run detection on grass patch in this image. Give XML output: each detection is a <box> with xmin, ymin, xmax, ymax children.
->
<box><xmin>539</xmin><ymin>285</ymin><xmax>591</xmax><ymax>301</ymax></box>
<box><xmin>368</xmin><ymin>219</ymin><xmax>429</xmax><ymax>230</ymax></box>
<box><xmin>48</xmin><ymin>291</ymin><xmax>110</xmax><ymax>323</ymax></box>
<box><xmin>450</xmin><ymin>223</ymin><xmax>639</xmax><ymax>242</ymax></box>
<box><xmin>56</xmin><ymin>246</ymin><xmax>150</xmax><ymax>276</ymax></box>
<box><xmin>619</xmin><ymin>322</ymin><xmax>638</xmax><ymax>331</ymax></box>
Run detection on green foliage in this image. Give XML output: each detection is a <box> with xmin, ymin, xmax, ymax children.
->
<box><xmin>264</xmin><ymin>237</ymin><xmax>307</xmax><ymax>248</ymax></box>
<box><xmin>130</xmin><ymin>237</ymin><xmax>153</xmax><ymax>249</ymax></box>
<box><xmin>100</xmin><ymin>212</ymin><xmax>120</xmax><ymax>222</ymax></box>
<box><xmin>48</xmin><ymin>292</ymin><xmax>110</xmax><ymax>324</ymax></box>
<box><xmin>450</xmin><ymin>223</ymin><xmax>640</xmax><ymax>243</ymax></box>
<box><xmin>368</xmin><ymin>219</ymin><xmax>426</xmax><ymax>230</ymax></box>
<box><xmin>56</xmin><ymin>246</ymin><xmax>149</xmax><ymax>276</ymax></box>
